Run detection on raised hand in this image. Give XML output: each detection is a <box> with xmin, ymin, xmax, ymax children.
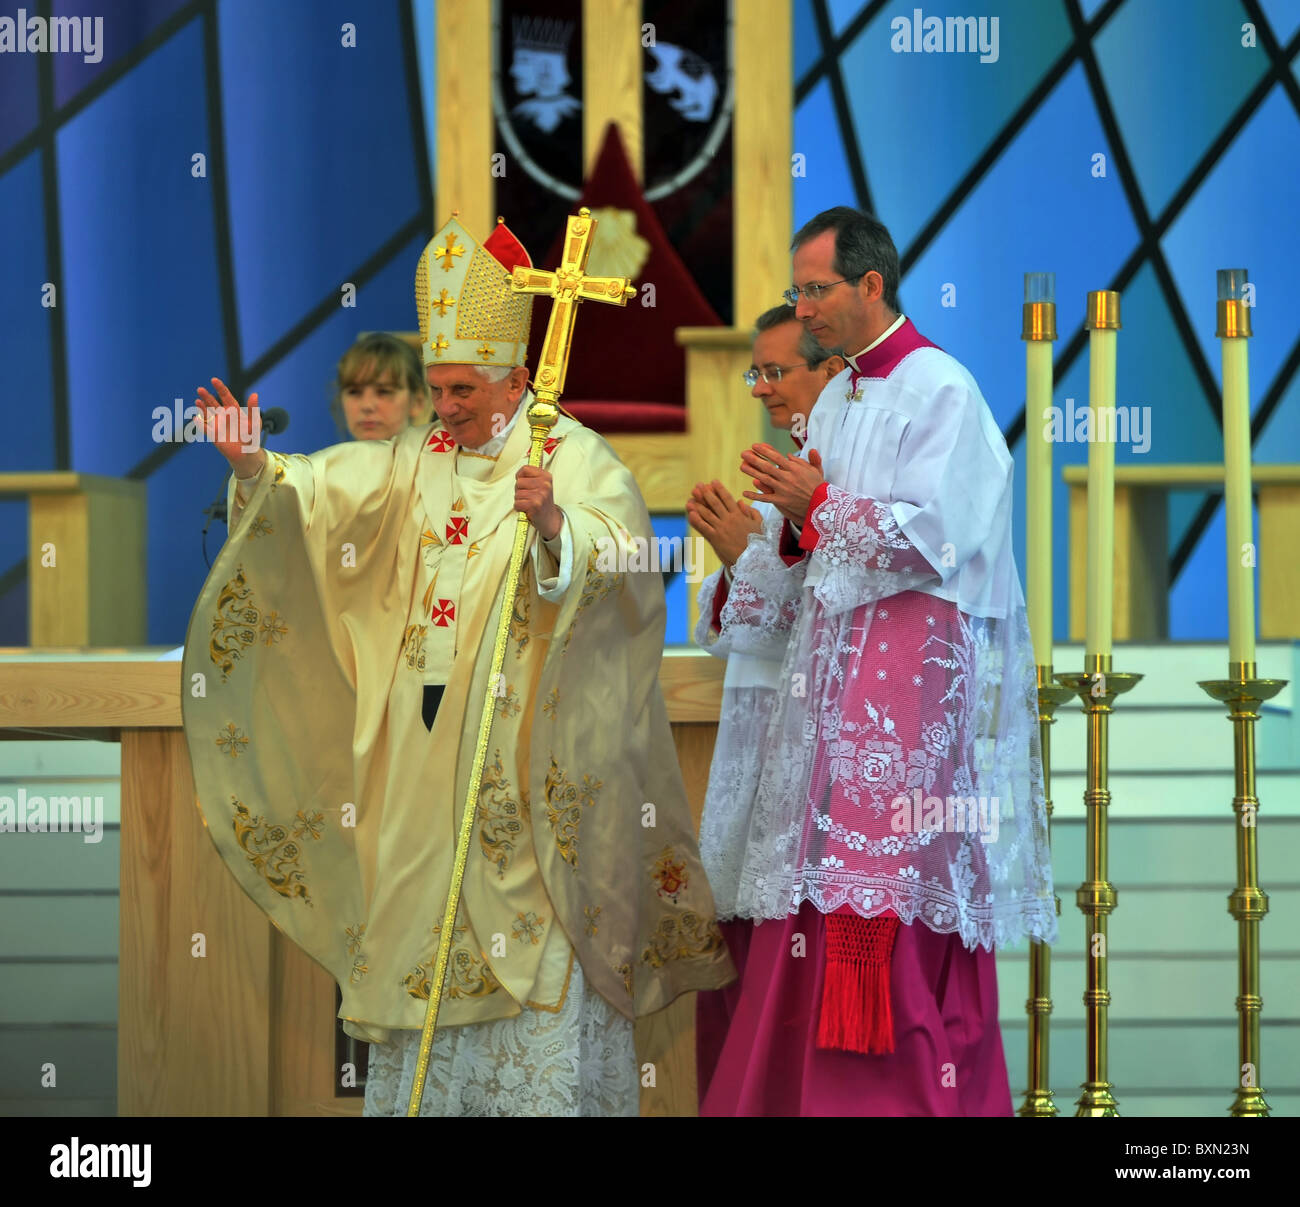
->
<box><xmin>195</xmin><ymin>377</ymin><xmax>265</xmax><ymax>478</ymax></box>
<box><xmin>686</xmin><ymin>479</ymin><xmax>764</xmax><ymax>567</ymax></box>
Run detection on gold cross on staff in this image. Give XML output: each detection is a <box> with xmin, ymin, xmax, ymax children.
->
<box><xmin>510</xmin><ymin>207</ymin><xmax>637</xmax><ymax>403</ymax></box>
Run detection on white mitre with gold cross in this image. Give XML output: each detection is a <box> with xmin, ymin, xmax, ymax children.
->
<box><xmin>414</xmin><ymin>215</ymin><xmax>534</xmax><ymax>368</ymax></box>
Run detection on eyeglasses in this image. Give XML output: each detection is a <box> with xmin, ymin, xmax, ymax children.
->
<box><xmin>742</xmin><ymin>363</ymin><xmax>809</xmax><ymax>387</ymax></box>
<box><xmin>782</xmin><ymin>277</ymin><xmax>861</xmax><ymax>305</ymax></box>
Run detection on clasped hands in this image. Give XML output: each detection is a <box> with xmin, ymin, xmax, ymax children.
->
<box><xmin>687</xmin><ymin>444</ymin><xmax>825</xmax><ymax>567</ymax></box>
<box><xmin>739</xmin><ymin>443</ymin><xmax>825</xmax><ymax>528</ymax></box>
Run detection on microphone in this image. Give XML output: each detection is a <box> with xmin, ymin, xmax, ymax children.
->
<box><xmin>260</xmin><ymin>407</ymin><xmax>290</xmax><ymax>435</ymax></box>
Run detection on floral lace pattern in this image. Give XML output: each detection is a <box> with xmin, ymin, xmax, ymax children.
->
<box><xmin>694</xmin><ymin>504</ymin><xmax>805</xmax><ymax>659</ymax></box>
<box><xmin>808</xmin><ymin>484</ymin><xmax>940</xmax><ymax>617</ymax></box>
<box><xmin>363</xmin><ymin>957</ymin><xmax>638</xmax><ymax>1117</ymax></box>
<box><xmin>714</xmin><ymin>485</ymin><xmax>1056</xmax><ymax>952</ymax></box>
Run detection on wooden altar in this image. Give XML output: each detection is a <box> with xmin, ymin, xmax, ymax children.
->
<box><xmin>0</xmin><ymin>651</ymin><xmax>724</xmax><ymax>1116</ymax></box>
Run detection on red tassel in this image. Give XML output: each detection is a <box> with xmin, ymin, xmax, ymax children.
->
<box><xmin>817</xmin><ymin>914</ymin><xmax>899</xmax><ymax>1055</ymax></box>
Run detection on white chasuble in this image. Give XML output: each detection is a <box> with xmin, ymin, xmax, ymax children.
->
<box><xmin>183</xmin><ymin>401</ymin><xmax>734</xmax><ymax>1061</ymax></box>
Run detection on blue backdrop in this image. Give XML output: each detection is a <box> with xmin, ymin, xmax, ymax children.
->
<box><xmin>1</xmin><ymin>0</ymin><xmax>1296</xmax><ymax>646</ymax></box>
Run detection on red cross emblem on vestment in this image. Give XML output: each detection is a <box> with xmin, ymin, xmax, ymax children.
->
<box><xmin>445</xmin><ymin>516</ymin><xmax>469</xmax><ymax>544</ymax></box>
<box><xmin>543</xmin><ymin>437</ymin><xmax>561</xmax><ymax>455</ymax></box>
<box><xmin>427</xmin><ymin>430</ymin><xmax>455</xmax><ymax>452</ymax></box>
<box><xmin>431</xmin><ymin>599</ymin><xmax>456</xmax><ymax>626</ymax></box>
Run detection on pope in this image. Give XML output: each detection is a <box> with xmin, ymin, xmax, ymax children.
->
<box><xmin>183</xmin><ymin>215</ymin><xmax>733</xmax><ymax>1117</ymax></box>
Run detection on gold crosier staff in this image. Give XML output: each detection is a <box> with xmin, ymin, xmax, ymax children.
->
<box><xmin>406</xmin><ymin>208</ymin><xmax>636</xmax><ymax>1115</ymax></box>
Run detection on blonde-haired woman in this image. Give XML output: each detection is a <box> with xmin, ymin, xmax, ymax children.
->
<box><xmin>331</xmin><ymin>332</ymin><xmax>432</xmax><ymax>441</ymax></box>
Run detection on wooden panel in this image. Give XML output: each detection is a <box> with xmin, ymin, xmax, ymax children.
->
<box><xmin>1070</xmin><ymin>483</ymin><xmax>1166</xmax><ymax>642</ymax></box>
<box><xmin>119</xmin><ymin>728</ymin><xmax>271</xmax><ymax>1115</ymax></box>
<box><xmin>1259</xmin><ymin>483</ymin><xmax>1300</xmax><ymax>640</ymax></box>
<box><xmin>0</xmin><ymin>662</ymin><xmax>181</xmax><ymax>728</ymax></box>
<box><xmin>679</xmin><ymin>330</ymin><xmax>765</xmax><ymax>635</ymax></box>
<box><xmin>583</xmin><ymin>0</ymin><xmax>642</xmax><ymax>179</ymax></box>
<box><xmin>1062</xmin><ymin>463</ymin><xmax>1300</xmax><ymax>487</ymax></box>
<box><xmin>434</xmin><ymin>0</ymin><xmax>493</xmax><ymax>235</ymax></box>
<box><xmin>733</xmin><ymin>0</ymin><xmax>792</xmax><ymax>322</ymax></box>
<box><xmin>635</xmin><ymin>994</ymin><xmax>697</xmax><ymax>1116</ymax></box>
<box><xmin>28</xmin><ymin>492</ymin><xmax>89</xmax><ymax>646</ymax></box>
<box><xmin>660</xmin><ymin>653</ymin><xmax>724</xmax><ymax>723</ymax></box>
<box><xmin>605</xmin><ymin>431</ymin><xmax>689</xmax><ymax>511</ymax></box>
<box><xmin>18</xmin><ymin>477</ymin><xmax>147</xmax><ymax>647</ymax></box>
<box><xmin>87</xmin><ymin>484</ymin><xmax>147</xmax><ymax>646</ymax></box>
<box><xmin>634</xmin><ymin>717</ymin><xmax>718</xmax><ymax>1117</ymax></box>
<box><xmin>1113</xmin><ymin>486</ymin><xmax>1167</xmax><ymax>640</ymax></box>
<box><xmin>670</xmin><ymin>721</ymin><xmax>719</xmax><ymax>832</ymax></box>
<box><xmin>271</xmin><ymin>933</ymin><xmax>363</xmax><ymax>1116</ymax></box>
<box><xmin>0</xmin><ymin>656</ymin><xmax>726</xmax><ymax>728</ymax></box>
<box><xmin>1068</xmin><ymin>467</ymin><xmax>1300</xmax><ymax>641</ymax></box>
<box><xmin>0</xmin><ymin>472</ymin><xmax>147</xmax><ymax>496</ymax></box>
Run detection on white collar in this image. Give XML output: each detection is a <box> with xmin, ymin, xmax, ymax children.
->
<box><xmin>847</xmin><ymin>313</ymin><xmax>906</xmax><ymax>369</ymax></box>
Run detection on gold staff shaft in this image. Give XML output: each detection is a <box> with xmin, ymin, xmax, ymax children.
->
<box><xmin>406</xmin><ymin>208</ymin><xmax>633</xmax><ymax>1116</ymax></box>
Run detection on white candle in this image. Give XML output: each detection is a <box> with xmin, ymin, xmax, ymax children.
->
<box><xmin>1084</xmin><ymin>291</ymin><xmax>1120</xmax><ymax>661</ymax></box>
<box><xmin>1024</xmin><ymin>272</ymin><xmax>1056</xmax><ymax>668</ymax></box>
<box><xmin>1218</xmin><ymin>268</ymin><xmax>1256</xmax><ymax>668</ymax></box>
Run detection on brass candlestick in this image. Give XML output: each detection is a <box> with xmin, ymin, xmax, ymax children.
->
<box><xmin>1055</xmin><ymin>655</ymin><xmax>1141</xmax><ymax>1117</ymax></box>
<box><xmin>1198</xmin><ymin>664</ymin><xmax>1286</xmax><ymax>1118</ymax></box>
<box><xmin>1018</xmin><ymin>665</ymin><xmax>1073</xmax><ymax>1118</ymax></box>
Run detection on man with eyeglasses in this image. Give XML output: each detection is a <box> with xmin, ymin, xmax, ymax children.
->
<box><xmin>698</xmin><ymin>206</ymin><xmax>1056</xmax><ymax>1116</ymax></box>
<box><xmin>687</xmin><ymin>303</ymin><xmax>845</xmax><ymax>580</ymax></box>
<box><xmin>687</xmin><ymin>304</ymin><xmax>843</xmax><ymax>1115</ymax></box>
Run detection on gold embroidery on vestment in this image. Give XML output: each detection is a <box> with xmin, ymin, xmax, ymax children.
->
<box><xmin>415</xmin><ymin>249</ymin><xmax>431</xmax><ymax>341</ymax></box>
<box><xmin>209</xmin><ymin>566</ymin><xmax>260</xmax><ymax>681</ymax></box>
<box><xmin>215</xmin><ymin>722</ymin><xmax>249</xmax><ymax>758</ymax></box>
<box><xmin>247</xmin><ymin>515</ymin><xmax>273</xmax><ymax>539</ymax></box>
<box><xmin>511</xmin><ymin>911</ymin><xmax>545</xmax><ymax>945</ymax></box>
<box><xmin>478</xmin><ymin>751</ymin><xmax>522</xmax><ymax>878</ymax></box>
<box><xmin>640</xmin><ymin>912</ymin><xmax>725</xmax><ymax>969</ymax></box>
<box><xmin>434</xmin><ymin>232</ymin><xmax>464</xmax><ymax>270</ymax></box>
<box><xmin>652</xmin><ymin>846</ymin><xmax>689</xmax><ymax>903</ymax></box>
<box><xmin>544</xmin><ymin>758</ymin><xmax>602</xmax><ymax>868</ymax></box>
<box><xmin>403</xmin><ymin>624</ymin><xmax>428</xmax><ymax>671</ymax></box>
<box><xmin>542</xmin><ymin>688</ymin><xmax>559</xmax><ymax>719</ymax></box>
<box><xmin>509</xmin><ymin>591</ymin><xmax>530</xmax><ymax>657</ymax></box>
<box><xmin>524</xmin><ymin>949</ymin><xmax>574</xmax><ymax>1013</ymax></box>
<box><xmin>583</xmin><ymin>905</ymin><xmax>601</xmax><ymax>937</ymax></box>
<box><xmin>495</xmin><ymin>684</ymin><xmax>521</xmax><ymax>718</ymax></box>
<box><xmin>260</xmin><ymin>610</ymin><xmax>287</xmax><ymax>645</ymax></box>
<box><xmin>562</xmin><ymin>547</ymin><xmax>624</xmax><ymax>653</ymax></box>
<box><xmin>232</xmin><ymin>798</ymin><xmax>321</xmax><ymax>905</ymax></box>
<box><xmin>404</xmin><ymin>947</ymin><xmax>501</xmax><ymax>1001</ymax></box>
<box><xmin>345</xmin><ymin>923</ymin><xmax>367</xmax><ymax>955</ymax></box>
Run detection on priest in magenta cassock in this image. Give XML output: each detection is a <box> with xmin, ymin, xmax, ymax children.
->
<box><xmin>695</xmin><ymin>207</ymin><xmax>1057</xmax><ymax>1116</ymax></box>
<box><xmin>182</xmin><ymin>215</ymin><xmax>733</xmax><ymax>1117</ymax></box>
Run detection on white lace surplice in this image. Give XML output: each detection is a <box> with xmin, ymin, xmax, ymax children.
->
<box><xmin>695</xmin><ymin>503</ymin><xmax>806</xmax><ymax>918</ymax></box>
<box><xmin>704</xmin><ymin>348</ymin><xmax>1057</xmax><ymax>953</ymax></box>
<box><xmin>363</xmin><ymin>951</ymin><xmax>638</xmax><ymax>1117</ymax></box>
